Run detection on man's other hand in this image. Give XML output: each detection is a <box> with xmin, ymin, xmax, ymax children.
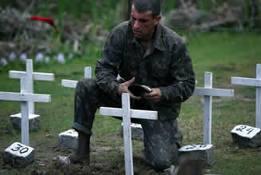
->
<box><xmin>144</xmin><ymin>88</ymin><xmax>161</xmax><ymax>102</ymax></box>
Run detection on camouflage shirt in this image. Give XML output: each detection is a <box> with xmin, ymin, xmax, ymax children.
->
<box><xmin>96</xmin><ymin>21</ymin><xmax>195</xmax><ymax>120</ymax></box>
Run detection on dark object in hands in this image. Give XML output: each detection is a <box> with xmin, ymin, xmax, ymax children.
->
<box><xmin>128</xmin><ymin>84</ymin><xmax>152</xmax><ymax>97</ymax></box>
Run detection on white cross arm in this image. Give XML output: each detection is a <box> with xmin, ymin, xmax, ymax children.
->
<box><xmin>99</xmin><ymin>107</ymin><xmax>158</xmax><ymax>120</ymax></box>
<box><xmin>231</xmin><ymin>77</ymin><xmax>261</xmax><ymax>87</ymax></box>
<box><xmin>9</xmin><ymin>71</ymin><xmax>54</xmax><ymax>81</ymax></box>
<box><xmin>0</xmin><ymin>92</ymin><xmax>50</xmax><ymax>102</ymax></box>
<box><xmin>194</xmin><ymin>87</ymin><xmax>234</xmax><ymax>97</ymax></box>
<box><xmin>61</xmin><ymin>79</ymin><xmax>78</xmax><ymax>88</ymax></box>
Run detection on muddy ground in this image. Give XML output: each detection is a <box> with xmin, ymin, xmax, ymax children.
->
<box><xmin>0</xmin><ymin>132</ymin><xmax>166</xmax><ymax>175</ymax></box>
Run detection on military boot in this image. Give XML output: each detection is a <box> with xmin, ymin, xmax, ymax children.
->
<box><xmin>56</xmin><ymin>132</ymin><xmax>90</xmax><ymax>166</ymax></box>
<box><xmin>69</xmin><ymin>132</ymin><xmax>90</xmax><ymax>164</ymax></box>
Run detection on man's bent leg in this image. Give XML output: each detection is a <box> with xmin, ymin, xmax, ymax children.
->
<box><xmin>67</xmin><ymin>79</ymin><xmax>99</xmax><ymax>163</ymax></box>
<box><xmin>141</xmin><ymin>119</ymin><xmax>182</xmax><ymax>171</ymax></box>
<box><xmin>73</xmin><ymin>79</ymin><xmax>100</xmax><ymax>136</ymax></box>
<box><xmin>70</xmin><ymin>78</ymin><xmax>120</xmax><ymax>164</ymax></box>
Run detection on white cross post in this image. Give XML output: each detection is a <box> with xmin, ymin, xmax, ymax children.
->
<box><xmin>61</xmin><ymin>67</ymin><xmax>92</xmax><ymax>88</ymax></box>
<box><xmin>0</xmin><ymin>89</ymin><xmax>51</xmax><ymax>145</ymax></box>
<box><xmin>9</xmin><ymin>59</ymin><xmax>54</xmax><ymax>120</ymax></box>
<box><xmin>99</xmin><ymin>93</ymin><xmax>158</xmax><ymax>175</ymax></box>
<box><xmin>194</xmin><ymin>72</ymin><xmax>234</xmax><ymax>144</ymax></box>
<box><xmin>231</xmin><ymin>64</ymin><xmax>261</xmax><ymax>128</ymax></box>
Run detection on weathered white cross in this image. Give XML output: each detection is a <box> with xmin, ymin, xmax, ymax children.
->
<box><xmin>9</xmin><ymin>59</ymin><xmax>54</xmax><ymax>120</ymax></box>
<box><xmin>99</xmin><ymin>93</ymin><xmax>158</xmax><ymax>175</ymax></box>
<box><xmin>193</xmin><ymin>72</ymin><xmax>234</xmax><ymax>144</ymax></box>
<box><xmin>0</xmin><ymin>85</ymin><xmax>50</xmax><ymax>145</ymax></box>
<box><xmin>61</xmin><ymin>66</ymin><xmax>92</xmax><ymax>88</ymax></box>
<box><xmin>231</xmin><ymin>64</ymin><xmax>261</xmax><ymax>128</ymax></box>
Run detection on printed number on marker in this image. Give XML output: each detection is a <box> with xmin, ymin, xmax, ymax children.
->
<box><xmin>5</xmin><ymin>142</ymin><xmax>33</xmax><ymax>157</ymax></box>
<box><xmin>231</xmin><ymin>125</ymin><xmax>260</xmax><ymax>139</ymax></box>
<box><xmin>179</xmin><ymin>144</ymin><xmax>213</xmax><ymax>152</ymax></box>
<box><xmin>11</xmin><ymin>143</ymin><xmax>29</xmax><ymax>154</ymax></box>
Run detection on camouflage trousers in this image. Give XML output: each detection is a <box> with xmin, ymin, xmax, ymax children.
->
<box><xmin>72</xmin><ymin>78</ymin><xmax>182</xmax><ymax>171</ymax></box>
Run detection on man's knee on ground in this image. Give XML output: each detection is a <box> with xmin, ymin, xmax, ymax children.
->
<box><xmin>145</xmin><ymin>150</ymin><xmax>179</xmax><ymax>171</ymax></box>
<box><xmin>147</xmin><ymin>157</ymin><xmax>173</xmax><ymax>171</ymax></box>
<box><xmin>144</xmin><ymin>145</ymin><xmax>179</xmax><ymax>171</ymax></box>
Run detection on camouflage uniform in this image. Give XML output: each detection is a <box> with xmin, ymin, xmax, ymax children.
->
<box><xmin>73</xmin><ymin>21</ymin><xmax>195</xmax><ymax>171</ymax></box>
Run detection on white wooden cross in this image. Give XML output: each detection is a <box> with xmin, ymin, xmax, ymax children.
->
<box><xmin>231</xmin><ymin>64</ymin><xmax>261</xmax><ymax>128</ymax></box>
<box><xmin>9</xmin><ymin>59</ymin><xmax>54</xmax><ymax>120</ymax></box>
<box><xmin>61</xmin><ymin>67</ymin><xmax>92</xmax><ymax>88</ymax></box>
<box><xmin>193</xmin><ymin>72</ymin><xmax>234</xmax><ymax>144</ymax></box>
<box><xmin>0</xmin><ymin>87</ymin><xmax>51</xmax><ymax>145</ymax></box>
<box><xmin>99</xmin><ymin>93</ymin><xmax>158</xmax><ymax>175</ymax></box>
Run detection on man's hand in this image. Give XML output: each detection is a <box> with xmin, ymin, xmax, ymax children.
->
<box><xmin>144</xmin><ymin>88</ymin><xmax>161</xmax><ymax>102</ymax></box>
<box><xmin>118</xmin><ymin>77</ymin><xmax>141</xmax><ymax>99</ymax></box>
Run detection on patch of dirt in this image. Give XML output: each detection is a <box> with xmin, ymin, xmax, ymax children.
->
<box><xmin>0</xmin><ymin>136</ymin><xmax>161</xmax><ymax>175</ymax></box>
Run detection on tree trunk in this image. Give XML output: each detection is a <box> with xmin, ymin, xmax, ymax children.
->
<box><xmin>249</xmin><ymin>0</ymin><xmax>258</xmax><ymax>28</ymax></box>
<box><xmin>128</xmin><ymin>0</ymin><xmax>132</xmax><ymax>18</ymax></box>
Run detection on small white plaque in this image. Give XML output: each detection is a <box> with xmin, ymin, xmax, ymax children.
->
<box><xmin>179</xmin><ymin>144</ymin><xmax>213</xmax><ymax>152</ymax></box>
<box><xmin>5</xmin><ymin>142</ymin><xmax>34</xmax><ymax>157</ymax></box>
<box><xmin>131</xmin><ymin>123</ymin><xmax>142</xmax><ymax>128</ymax></box>
<box><xmin>59</xmin><ymin>129</ymin><xmax>78</xmax><ymax>137</ymax></box>
<box><xmin>121</xmin><ymin>122</ymin><xmax>142</xmax><ymax>128</ymax></box>
<box><xmin>231</xmin><ymin>125</ymin><xmax>260</xmax><ymax>139</ymax></box>
<box><xmin>10</xmin><ymin>113</ymin><xmax>40</xmax><ymax>119</ymax></box>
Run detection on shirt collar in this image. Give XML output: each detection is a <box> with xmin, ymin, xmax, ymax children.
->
<box><xmin>153</xmin><ymin>24</ymin><xmax>166</xmax><ymax>51</ymax></box>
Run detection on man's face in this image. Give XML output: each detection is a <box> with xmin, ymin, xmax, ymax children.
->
<box><xmin>130</xmin><ymin>5</ymin><xmax>161</xmax><ymax>41</ymax></box>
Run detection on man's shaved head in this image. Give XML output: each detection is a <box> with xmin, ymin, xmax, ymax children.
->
<box><xmin>132</xmin><ymin>0</ymin><xmax>161</xmax><ymax>16</ymax></box>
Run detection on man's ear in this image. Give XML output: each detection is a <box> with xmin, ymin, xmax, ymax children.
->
<box><xmin>153</xmin><ymin>15</ymin><xmax>161</xmax><ymax>25</ymax></box>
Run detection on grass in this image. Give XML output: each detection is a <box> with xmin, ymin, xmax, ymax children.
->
<box><xmin>0</xmin><ymin>32</ymin><xmax>261</xmax><ymax>174</ymax></box>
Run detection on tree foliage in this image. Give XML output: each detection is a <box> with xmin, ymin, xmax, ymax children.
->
<box><xmin>0</xmin><ymin>0</ymin><xmax>260</xmax><ymax>29</ymax></box>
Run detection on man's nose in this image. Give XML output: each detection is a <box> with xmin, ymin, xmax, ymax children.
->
<box><xmin>133</xmin><ymin>20</ymin><xmax>140</xmax><ymax>30</ymax></box>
